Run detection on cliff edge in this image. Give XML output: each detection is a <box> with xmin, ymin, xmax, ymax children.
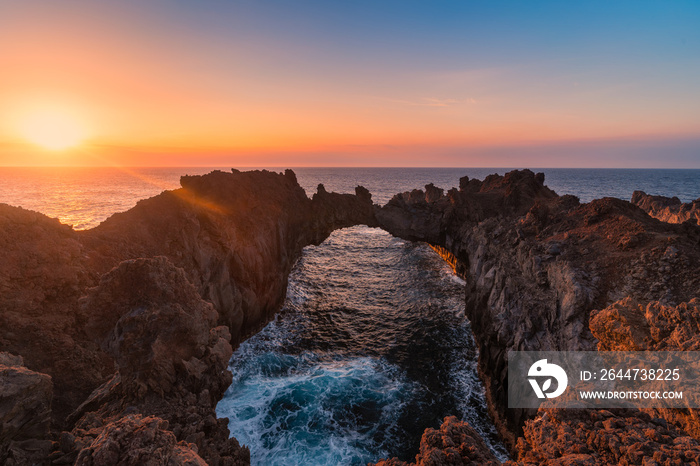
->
<box><xmin>0</xmin><ymin>169</ymin><xmax>376</xmax><ymax>465</ymax></box>
<box><xmin>376</xmin><ymin>169</ymin><xmax>700</xmax><ymax>463</ymax></box>
<box><xmin>3</xmin><ymin>168</ymin><xmax>700</xmax><ymax>465</ymax></box>
<box><xmin>632</xmin><ymin>190</ymin><xmax>700</xmax><ymax>225</ymax></box>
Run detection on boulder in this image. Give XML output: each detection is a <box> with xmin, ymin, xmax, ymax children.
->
<box><xmin>0</xmin><ymin>352</ymin><xmax>53</xmax><ymax>464</ymax></box>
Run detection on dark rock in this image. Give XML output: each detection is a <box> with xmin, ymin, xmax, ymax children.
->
<box><xmin>372</xmin><ymin>416</ymin><xmax>500</xmax><ymax>466</ymax></box>
<box><xmin>82</xmin><ymin>257</ymin><xmax>217</xmax><ymax>397</ymax></box>
<box><xmin>3</xmin><ymin>168</ymin><xmax>700</xmax><ymax>465</ymax></box>
<box><xmin>424</xmin><ymin>183</ymin><xmax>444</xmax><ymax>203</ymax></box>
<box><xmin>0</xmin><ymin>169</ymin><xmax>377</xmax><ymax>465</ymax></box>
<box><xmin>59</xmin><ymin>431</ymin><xmax>75</xmax><ymax>453</ymax></box>
<box><xmin>86</xmin><ymin>169</ymin><xmax>377</xmax><ymax>344</ymax></box>
<box><xmin>68</xmin><ymin>257</ymin><xmax>247</xmax><ymax>463</ymax></box>
<box><xmin>0</xmin><ymin>352</ymin><xmax>53</xmax><ymax>464</ymax></box>
<box><xmin>377</xmin><ymin>169</ymin><xmax>700</xmax><ymax>455</ymax></box>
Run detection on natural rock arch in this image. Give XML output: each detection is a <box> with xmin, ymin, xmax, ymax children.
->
<box><xmin>2</xmin><ymin>168</ymin><xmax>700</xmax><ymax>464</ymax></box>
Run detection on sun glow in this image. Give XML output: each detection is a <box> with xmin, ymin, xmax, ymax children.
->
<box><xmin>17</xmin><ymin>108</ymin><xmax>88</xmax><ymax>151</ymax></box>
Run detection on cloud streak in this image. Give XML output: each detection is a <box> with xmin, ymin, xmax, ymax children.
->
<box><xmin>382</xmin><ymin>97</ymin><xmax>477</xmax><ymax>107</ymax></box>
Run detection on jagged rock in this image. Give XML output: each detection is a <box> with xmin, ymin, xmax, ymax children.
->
<box><xmin>0</xmin><ymin>170</ymin><xmax>375</xmax><ymax>464</ymax></box>
<box><xmin>74</xmin><ymin>415</ymin><xmax>206</xmax><ymax>465</ymax></box>
<box><xmin>590</xmin><ymin>297</ymin><xmax>700</xmax><ymax>442</ymax></box>
<box><xmin>513</xmin><ymin>409</ymin><xmax>700</xmax><ymax>465</ymax></box>
<box><xmin>591</xmin><ymin>298</ymin><xmax>700</xmax><ymax>352</ymax></box>
<box><xmin>377</xmin><ymin>169</ymin><xmax>700</xmax><ymax>452</ymax></box>
<box><xmin>81</xmin><ymin>257</ymin><xmax>218</xmax><ymax>397</ymax></box>
<box><xmin>68</xmin><ymin>257</ymin><xmax>247</xmax><ymax>464</ymax></box>
<box><xmin>424</xmin><ymin>183</ymin><xmax>444</xmax><ymax>203</ymax></box>
<box><xmin>3</xmin><ymin>168</ymin><xmax>700</xmax><ymax>465</ymax></box>
<box><xmin>589</xmin><ymin>297</ymin><xmax>652</xmax><ymax>351</ymax></box>
<box><xmin>0</xmin><ymin>352</ymin><xmax>53</xmax><ymax>464</ymax></box>
<box><xmin>372</xmin><ymin>416</ymin><xmax>499</xmax><ymax>466</ymax></box>
<box><xmin>82</xmin><ymin>169</ymin><xmax>377</xmax><ymax>345</ymax></box>
<box><xmin>0</xmin><ymin>168</ymin><xmax>374</xmax><ymax>416</ymax></box>
<box><xmin>632</xmin><ymin>191</ymin><xmax>700</xmax><ymax>224</ymax></box>
<box><xmin>0</xmin><ymin>204</ymin><xmax>100</xmax><ymax>423</ymax></box>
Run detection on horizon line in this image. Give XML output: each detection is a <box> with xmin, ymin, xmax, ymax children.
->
<box><xmin>1</xmin><ymin>165</ymin><xmax>699</xmax><ymax>170</ymax></box>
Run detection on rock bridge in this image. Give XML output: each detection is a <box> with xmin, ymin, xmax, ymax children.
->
<box><xmin>2</xmin><ymin>168</ymin><xmax>700</xmax><ymax>464</ymax></box>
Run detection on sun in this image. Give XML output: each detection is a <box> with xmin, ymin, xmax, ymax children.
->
<box><xmin>17</xmin><ymin>108</ymin><xmax>88</xmax><ymax>151</ymax></box>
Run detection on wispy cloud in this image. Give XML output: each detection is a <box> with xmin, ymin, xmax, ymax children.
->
<box><xmin>430</xmin><ymin>66</ymin><xmax>513</xmax><ymax>86</ymax></box>
<box><xmin>382</xmin><ymin>97</ymin><xmax>477</xmax><ymax>107</ymax></box>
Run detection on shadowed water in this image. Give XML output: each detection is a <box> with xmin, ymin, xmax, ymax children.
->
<box><xmin>216</xmin><ymin>226</ymin><xmax>508</xmax><ymax>465</ymax></box>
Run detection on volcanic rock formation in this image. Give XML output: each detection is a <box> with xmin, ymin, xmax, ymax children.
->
<box><xmin>371</xmin><ymin>416</ymin><xmax>500</xmax><ymax>466</ymax></box>
<box><xmin>374</xmin><ymin>169</ymin><xmax>700</xmax><ymax>464</ymax></box>
<box><xmin>3</xmin><ymin>168</ymin><xmax>700</xmax><ymax>465</ymax></box>
<box><xmin>0</xmin><ymin>353</ymin><xmax>53</xmax><ymax>465</ymax></box>
<box><xmin>0</xmin><ymin>169</ymin><xmax>376</xmax><ymax>464</ymax></box>
<box><xmin>632</xmin><ymin>190</ymin><xmax>700</xmax><ymax>225</ymax></box>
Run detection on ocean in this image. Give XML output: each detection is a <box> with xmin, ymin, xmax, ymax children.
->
<box><xmin>1</xmin><ymin>167</ymin><xmax>699</xmax><ymax>465</ymax></box>
<box><xmin>1</xmin><ymin>167</ymin><xmax>698</xmax><ymax>230</ymax></box>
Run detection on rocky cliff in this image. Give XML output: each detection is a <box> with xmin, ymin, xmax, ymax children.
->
<box><xmin>0</xmin><ymin>353</ymin><xmax>53</xmax><ymax>465</ymax></box>
<box><xmin>372</xmin><ymin>411</ymin><xmax>700</xmax><ymax>466</ymax></box>
<box><xmin>376</xmin><ymin>170</ymin><xmax>700</xmax><ymax>462</ymax></box>
<box><xmin>3</xmin><ymin>168</ymin><xmax>700</xmax><ymax>465</ymax></box>
<box><xmin>80</xmin><ymin>169</ymin><xmax>377</xmax><ymax>345</ymax></box>
<box><xmin>372</xmin><ymin>416</ymin><xmax>501</xmax><ymax>466</ymax></box>
<box><xmin>0</xmin><ymin>169</ymin><xmax>376</xmax><ymax>464</ymax></box>
<box><xmin>632</xmin><ymin>190</ymin><xmax>700</xmax><ymax>225</ymax></box>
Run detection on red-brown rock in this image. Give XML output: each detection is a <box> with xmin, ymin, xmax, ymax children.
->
<box><xmin>372</xmin><ymin>416</ymin><xmax>500</xmax><ymax>466</ymax></box>
<box><xmin>632</xmin><ymin>191</ymin><xmax>700</xmax><ymax>224</ymax></box>
<box><xmin>74</xmin><ymin>415</ymin><xmax>206</xmax><ymax>466</ymax></box>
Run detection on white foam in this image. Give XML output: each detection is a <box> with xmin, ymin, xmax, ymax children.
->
<box><xmin>217</xmin><ymin>355</ymin><xmax>411</xmax><ymax>466</ymax></box>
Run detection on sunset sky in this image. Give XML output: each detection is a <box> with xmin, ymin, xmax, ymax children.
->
<box><xmin>1</xmin><ymin>0</ymin><xmax>699</xmax><ymax>167</ymax></box>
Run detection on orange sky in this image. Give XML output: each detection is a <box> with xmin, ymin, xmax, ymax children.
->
<box><xmin>1</xmin><ymin>1</ymin><xmax>699</xmax><ymax>167</ymax></box>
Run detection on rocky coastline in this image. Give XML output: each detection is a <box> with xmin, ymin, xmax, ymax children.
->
<box><xmin>631</xmin><ymin>190</ymin><xmax>700</xmax><ymax>225</ymax></box>
<box><xmin>0</xmin><ymin>169</ymin><xmax>375</xmax><ymax>465</ymax></box>
<box><xmin>2</xmin><ymin>168</ymin><xmax>700</xmax><ymax>465</ymax></box>
<box><xmin>374</xmin><ymin>170</ymin><xmax>700</xmax><ymax>465</ymax></box>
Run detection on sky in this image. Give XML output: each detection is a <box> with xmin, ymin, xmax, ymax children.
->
<box><xmin>0</xmin><ymin>0</ymin><xmax>699</xmax><ymax>167</ymax></box>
